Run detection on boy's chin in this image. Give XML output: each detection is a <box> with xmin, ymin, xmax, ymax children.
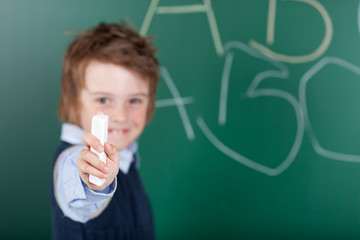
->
<box><xmin>108</xmin><ymin>137</ymin><xmax>133</xmax><ymax>150</ymax></box>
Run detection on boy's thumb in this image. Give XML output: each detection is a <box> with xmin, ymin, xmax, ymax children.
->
<box><xmin>105</xmin><ymin>142</ymin><xmax>120</xmax><ymax>162</ymax></box>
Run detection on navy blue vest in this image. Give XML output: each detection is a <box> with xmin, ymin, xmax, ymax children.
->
<box><xmin>50</xmin><ymin>142</ymin><xmax>155</xmax><ymax>240</ymax></box>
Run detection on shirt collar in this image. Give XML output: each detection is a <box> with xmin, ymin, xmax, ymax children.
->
<box><xmin>60</xmin><ymin>123</ymin><xmax>138</xmax><ymax>174</ymax></box>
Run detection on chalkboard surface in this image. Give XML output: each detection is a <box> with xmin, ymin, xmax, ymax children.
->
<box><xmin>2</xmin><ymin>0</ymin><xmax>360</xmax><ymax>239</ymax></box>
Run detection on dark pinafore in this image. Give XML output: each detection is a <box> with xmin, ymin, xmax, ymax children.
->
<box><xmin>50</xmin><ymin>141</ymin><xmax>155</xmax><ymax>240</ymax></box>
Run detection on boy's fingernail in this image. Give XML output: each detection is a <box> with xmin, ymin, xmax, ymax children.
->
<box><xmin>104</xmin><ymin>167</ymin><xmax>109</xmax><ymax>173</ymax></box>
<box><xmin>97</xmin><ymin>145</ymin><xmax>104</xmax><ymax>152</ymax></box>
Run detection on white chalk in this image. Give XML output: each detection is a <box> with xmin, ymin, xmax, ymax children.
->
<box><xmin>89</xmin><ymin>113</ymin><xmax>108</xmax><ymax>186</ymax></box>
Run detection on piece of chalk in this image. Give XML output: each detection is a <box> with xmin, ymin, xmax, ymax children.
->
<box><xmin>89</xmin><ymin>112</ymin><xmax>108</xmax><ymax>186</ymax></box>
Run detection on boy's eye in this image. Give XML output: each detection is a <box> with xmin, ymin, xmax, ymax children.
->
<box><xmin>97</xmin><ymin>97</ymin><xmax>110</xmax><ymax>104</ymax></box>
<box><xmin>129</xmin><ymin>98</ymin><xmax>141</xmax><ymax>104</ymax></box>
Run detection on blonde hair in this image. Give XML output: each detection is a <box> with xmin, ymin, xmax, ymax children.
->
<box><xmin>58</xmin><ymin>22</ymin><xmax>159</xmax><ymax>125</ymax></box>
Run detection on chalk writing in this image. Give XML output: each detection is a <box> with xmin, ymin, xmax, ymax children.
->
<box><xmin>156</xmin><ymin>67</ymin><xmax>196</xmax><ymax>141</ymax></box>
<box><xmin>250</xmin><ymin>0</ymin><xmax>333</xmax><ymax>63</ymax></box>
<box><xmin>198</xmin><ymin>41</ymin><xmax>304</xmax><ymax>176</ymax></box>
<box><xmin>140</xmin><ymin>0</ymin><xmax>224</xmax><ymax>56</ymax></box>
<box><xmin>141</xmin><ymin>0</ymin><xmax>360</xmax><ymax>175</ymax></box>
<box><xmin>299</xmin><ymin>57</ymin><xmax>360</xmax><ymax>162</ymax></box>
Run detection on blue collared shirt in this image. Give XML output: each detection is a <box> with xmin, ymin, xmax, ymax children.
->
<box><xmin>54</xmin><ymin>123</ymin><xmax>138</xmax><ymax>223</ymax></box>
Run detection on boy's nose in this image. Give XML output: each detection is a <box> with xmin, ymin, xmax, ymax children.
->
<box><xmin>111</xmin><ymin>106</ymin><xmax>128</xmax><ymax>123</ymax></box>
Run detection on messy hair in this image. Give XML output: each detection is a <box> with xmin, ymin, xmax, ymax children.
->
<box><xmin>58</xmin><ymin>21</ymin><xmax>159</xmax><ymax>125</ymax></box>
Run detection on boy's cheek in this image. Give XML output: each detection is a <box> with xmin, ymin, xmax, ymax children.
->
<box><xmin>136</xmin><ymin>112</ymin><xmax>148</xmax><ymax>127</ymax></box>
<box><xmin>79</xmin><ymin>109</ymin><xmax>95</xmax><ymax>132</ymax></box>
<box><xmin>78</xmin><ymin>98</ymin><xmax>101</xmax><ymax>131</ymax></box>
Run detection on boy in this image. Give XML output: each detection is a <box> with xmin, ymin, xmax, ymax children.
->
<box><xmin>50</xmin><ymin>22</ymin><xmax>159</xmax><ymax>240</ymax></box>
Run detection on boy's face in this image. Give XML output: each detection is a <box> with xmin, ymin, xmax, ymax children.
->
<box><xmin>79</xmin><ymin>60</ymin><xmax>150</xmax><ymax>150</ymax></box>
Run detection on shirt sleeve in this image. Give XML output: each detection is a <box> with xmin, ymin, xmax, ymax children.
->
<box><xmin>54</xmin><ymin>145</ymin><xmax>117</xmax><ymax>223</ymax></box>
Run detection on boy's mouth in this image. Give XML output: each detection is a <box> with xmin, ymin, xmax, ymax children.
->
<box><xmin>108</xmin><ymin>128</ymin><xmax>130</xmax><ymax>135</ymax></box>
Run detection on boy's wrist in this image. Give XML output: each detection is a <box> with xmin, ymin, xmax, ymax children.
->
<box><xmin>81</xmin><ymin>177</ymin><xmax>117</xmax><ymax>201</ymax></box>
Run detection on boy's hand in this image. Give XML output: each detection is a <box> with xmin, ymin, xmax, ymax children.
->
<box><xmin>78</xmin><ymin>132</ymin><xmax>120</xmax><ymax>191</ymax></box>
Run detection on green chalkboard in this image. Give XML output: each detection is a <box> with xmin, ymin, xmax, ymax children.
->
<box><xmin>2</xmin><ymin>0</ymin><xmax>360</xmax><ymax>239</ymax></box>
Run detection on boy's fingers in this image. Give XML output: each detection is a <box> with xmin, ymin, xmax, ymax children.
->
<box><xmin>82</xmin><ymin>132</ymin><xmax>104</xmax><ymax>152</ymax></box>
<box><xmin>79</xmin><ymin>149</ymin><xmax>108</xmax><ymax>173</ymax></box>
<box><xmin>78</xmin><ymin>160</ymin><xmax>108</xmax><ymax>179</ymax></box>
<box><xmin>104</xmin><ymin>142</ymin><xmax>120</xmax><ymax>163</ymax></box>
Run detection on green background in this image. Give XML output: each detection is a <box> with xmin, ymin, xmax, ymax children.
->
<box><xmin>2</xmin><ymin>0</ymin><xmax>360</xmax><ymax>239</ymax></box>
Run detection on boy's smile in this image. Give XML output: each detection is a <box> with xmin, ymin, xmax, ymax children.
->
<box><xmin>79</xmin><ymin>60</ymin><xmax>150</xmax><ymax>150</ymax></box>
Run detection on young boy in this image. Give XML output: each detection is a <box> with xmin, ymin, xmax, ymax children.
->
<box><xmin>50</xmin><ymin>22</ymin><xmax>159</xmax><ymax>240</ymax></box>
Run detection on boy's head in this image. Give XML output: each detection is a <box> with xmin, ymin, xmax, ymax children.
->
<box><xmin>58</xmin><ymin>22</ymin><xmax>159</xmax><ymax>126</ymax></box>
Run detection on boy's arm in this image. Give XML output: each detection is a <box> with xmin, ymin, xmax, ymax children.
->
<box><xmin>54</xmin><ymin>146</ymin><xmax>117</xmax><ymax>223</ymax></box>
